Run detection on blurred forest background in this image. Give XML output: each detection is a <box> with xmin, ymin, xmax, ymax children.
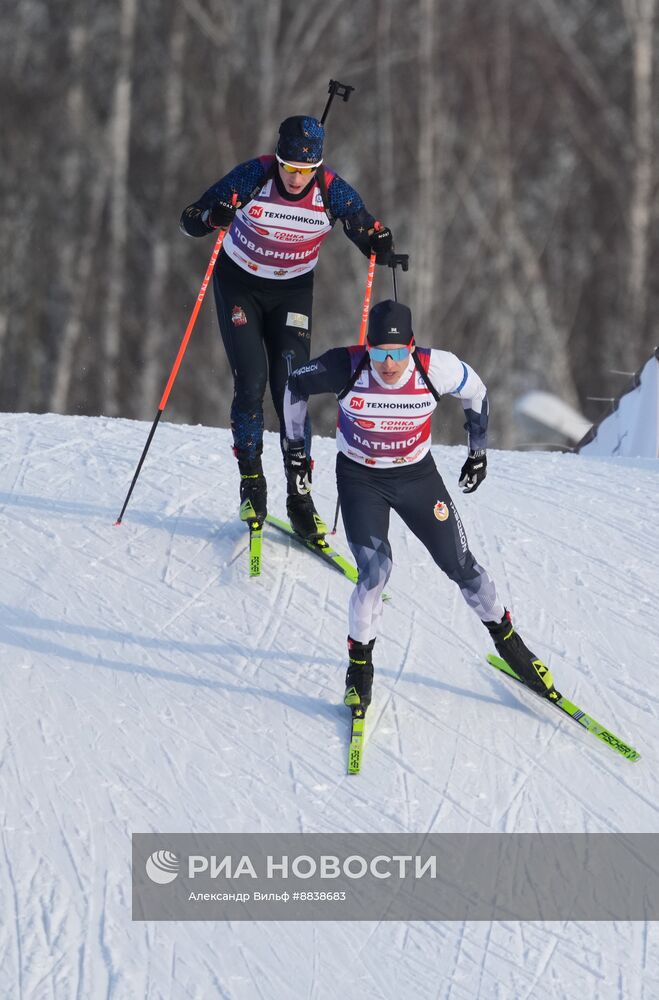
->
<box><xmin>2</xmin><ymin>0</ymin><xmax>658</xmax><ymax>448</ymax></box>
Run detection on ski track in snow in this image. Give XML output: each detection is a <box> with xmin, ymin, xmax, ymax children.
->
<box><xmin>0</xmin><ymin>413</ymin><xmax>658</xmax><ymax>999</ymax></box>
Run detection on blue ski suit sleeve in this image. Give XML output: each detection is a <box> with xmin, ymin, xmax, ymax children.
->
<box><xmin>326</xmin><ymin>175</ymin><xmax>377</xmax><ymax>257</ymax></box>
<box><xmin>179</xmin><ymin>158</ymin><xmax>270</xmax><ymax>237</ymax></box>
<box><xmin>284</xmin><ymin>348</ymin><xmax>353</xmax><ymax>440</ymax></box>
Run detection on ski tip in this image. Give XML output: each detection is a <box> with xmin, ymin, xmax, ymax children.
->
<box><xmin>347</xmin><ymin>724</ymin><xmax>365</xmax><ymax>775</ymax></box>
<box><xmin>487</xmin><ymin>653</ymin><xmax>641</xmax><ymax>762</ymax></box>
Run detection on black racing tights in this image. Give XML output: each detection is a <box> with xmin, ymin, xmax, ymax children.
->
<box><xmin>336</xmin><ymin>451</ymin><xmax>504</xmax><ymax>643</ymax></box>
<box><xmin>213</xmin><ymin>252</ymin><xmax>313</xmax><ymax>462</ymax></box>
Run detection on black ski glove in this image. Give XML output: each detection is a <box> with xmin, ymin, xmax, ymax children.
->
<box><xmin>369</xmin><ymin>225</ymin><xmax>393</xmax><ymax>264</ymax></box>
<box><xmin>205</xmin><ymin>198</ymin><xmax>238</xmax><ymax>229</ymax></box>
<box><xmin>459</xmin><ymin>449</ymin><xmax>487</xmax><ymax>493</ymax></box>
<box><xmin>284</xmin><ymin>438</ymin><xmax>312</xmax><ymax>495</ymax></box>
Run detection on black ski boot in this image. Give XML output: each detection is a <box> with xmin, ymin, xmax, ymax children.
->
<box><xmin>286</xmin><ymin>493</ymin><xmax>328</xmax><ymax>541</ymax></box>
<box><xmin>485</xmin><ymin>610</ymin><xmax>559</xmax><ymax>700</ymax></box>
<box><xmin>236</xmin><ymin>453</ymin><xmax>267</xmax><ymax>527</ymax></box>
<box><xmin>343</xmin><ymin>637</ymin><xmax>375</xmax><ymax>715</ymax></box>
<box><xmin>283</xmin><ymin>439</ymin><xmax>327</xmax><ymax>540</ymax></box>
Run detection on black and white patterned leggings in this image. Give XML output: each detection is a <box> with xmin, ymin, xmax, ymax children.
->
<box><xmin>336</xmin><ymin>451</ymin><xmax>504</xmax><ymax>643</ymax></box>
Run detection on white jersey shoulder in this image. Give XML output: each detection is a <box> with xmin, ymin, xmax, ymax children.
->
<box><xmin>426</xmin><ymin>349</ymin><xmax>486</xmax><ymax>404</ymax></box>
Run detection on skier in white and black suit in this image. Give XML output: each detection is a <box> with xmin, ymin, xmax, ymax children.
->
<box><xmin>283</xmin><ymin>299</ymin><xmax>560</xmax><ymax>712</ymax></box>
<box><xmin>180</xmin><ymin>115</ymin><xmax>393</xmax><ymax>541</ymax></box>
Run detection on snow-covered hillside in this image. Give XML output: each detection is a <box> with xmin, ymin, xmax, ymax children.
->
<box><xmin>1</xmin><ymin>411</ymin><xmax>658</xmax><ymax>1000</ymax></box>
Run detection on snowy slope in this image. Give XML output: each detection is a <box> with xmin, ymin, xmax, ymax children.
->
<box><xmin>1</xmin><ymin>411</ymin><xmax>658</xmax><ymax>1000</ymax></box>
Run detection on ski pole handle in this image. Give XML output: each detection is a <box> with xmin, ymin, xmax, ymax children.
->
<box><xmin>387</xmin><ymin>252</ymin><xmax>410</xmax><ymax>305</ymax></box>
<box><xmin>320</xmin><ymin>79</ymin><xmax>354</xmax><ymax>125</ymax></box>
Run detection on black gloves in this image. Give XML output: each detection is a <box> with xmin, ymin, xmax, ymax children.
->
<box><xmin>284</xmin><ymin>438</ymin><xmax>312</xmax><ymax>495</ymax></box>
<box><xmin>369</xmin><ymin>225</ymin><xmax>393</xmax><ymax>264</ymax></box>
<box><xmin>179</xmin><ymin>205</ymin><xmax>210</xmax><ymax>238</ymax></box>
<box><xmin>205</xmin><ymin>199</ymin><xmax>238</xmax><ymax>229</ymax></box>
<box><xmin>459</xmin><ymin>450</ymin><xmax>487</xmax><ymax>493</ymax></box>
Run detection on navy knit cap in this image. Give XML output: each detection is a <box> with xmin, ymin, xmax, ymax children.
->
<box><xmin>367</xmin><ymin>300</ymin><xmax>414</xmax><ymax>346</ymax></box>
<box><xmin>276</xmin><ymin>116</ymin><xmax>325</xmax><ymax>164</ymax></box>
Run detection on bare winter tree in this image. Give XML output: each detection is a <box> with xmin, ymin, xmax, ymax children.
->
<box><xmin>623</xmin><ymin>0</ymin><xmax>657</xmax><ymax>354</ymax></box>
<box><xmin>1</xmin><ymin>0</ymin><xmax>658</xmax><ymax>448</ymax></box>
<box><xmin>102</xmin><ymin>0</ymin><xmax>138</xmax><ymax>417</ymax></box>
<box><xmin>140</xmin><ymin>4</ymin><xmax>187</xmax><ymax>418</ymax></box>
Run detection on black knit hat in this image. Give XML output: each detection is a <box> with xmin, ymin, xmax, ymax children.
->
<box><xmin>276</xmin><ymin>116</ymin><xmax>325</xmax><ymax>164</ymax></box>
<box><xmin>366</xmin><ymin>300</ymin><xmax>414</xmax><ymax>346</ymax></box>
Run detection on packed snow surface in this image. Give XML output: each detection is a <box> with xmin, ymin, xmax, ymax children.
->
<box><xmin>1</xmin><ymin>412</ymin><xmax>658</xmax><ymax>999</ymax></box>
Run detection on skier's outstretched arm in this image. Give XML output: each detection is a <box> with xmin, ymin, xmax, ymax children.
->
<box><xmin>179</xmin><ymin>158</ymin><xmax>269</xmax><ymax>237</ymax></box>
<box><xmin>326</xmin><ymin>175</ymin><xmax>393</xmax><ymax>263</ymax></box>
<box><xmin>283</xmin><ymin>348</ymin><xmax>353</xmax><ymax>441</ymax></box>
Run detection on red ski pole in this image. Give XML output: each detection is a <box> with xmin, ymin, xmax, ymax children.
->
<box><xmin>115</xmin><ymin>199</ymin><xmax>236</xmax><ymax>525</ymax></box>
<box><xmin>358</xmin><ymin>223</ymin><xmax>381</xmax><ymax>346</ymax></box>
<box><xmin>330</xmin><ymin>241</ymin><xmax>379</xmax><ymax>535</ymax></box>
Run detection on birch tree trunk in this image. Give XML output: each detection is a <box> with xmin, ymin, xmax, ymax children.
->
<box><xmin>256</xmin><ymin>0</ymin><xmax>282</xmax><ymax>150</ymax></box>
<box><xmin>415</xmin><ymin>0</ymin><xmax>441</xmax><ymax>330</ymax></box>
<box><xmin>489</xmin><ymin>2</ymin><xmax>517</xmax><ymax>447</ymax></box>
<box><xmin>101</xmin><ymin>0</ymin><xmax>137</xmax><ymax>416</ymax></box>
<box><xmin>140</xmin><ymin>5</ymin><xmax>186</xmax><ymax>417</ymax></box>
<box><xmin>51</xmin><ymin>167</ymin><xmax>110</xmax><ymax>414</ymax></box>
<box><xmin>49</xmin><ymin>18</ymin><xmax>87</xmax><ymax>413</ymax></box>
<box><xmin>623</xmin><ymin>0</ymin><xmax>656</xmax><ymax>354</ymax></box>
<box><xmin>375</xmin><ymin>0</ymin><xmax>396</xmax><ymax>215</ymax></box>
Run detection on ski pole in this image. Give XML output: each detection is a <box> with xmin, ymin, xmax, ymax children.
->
<box><xmin>320</xmin><ymin>79</ymin><xmax>354</xmax><ymax>125</ymax></box>
<box><xmin>114</xmin><ymin>197</ymin><xmax>236</xmax><ymax>525</ymax></box>
<box><xmin>388</xmin><ymin>252</ymin><xmax>409</xmax><ymax>302</ymax></box>
<box><xmin>357</xmin><ymin>220</ymin><xmax>383</xmax><ymax>346</ymax></box>
<box><xmin>331</xmin><ymin>240</ymin><xmax>378</xmax><ymax>534</ymax></box>
<box><xmin>333</xmin><ymin>252</ymin><xmax>410</xmax><ymax>536</ymax></box>
<box><xmin>359</xmin><ymin>235</ymin><xmax>406</xmax><ymax>343</ymax></box>
<box><xmin>358</xmin><ymin>251</ymin><xmax>378</xmax><ymax>346</ymax></box>
<box><xmin>297</xmin><ymin>80</ymin><xmax>356</xmax><ymax>537</ymax></box>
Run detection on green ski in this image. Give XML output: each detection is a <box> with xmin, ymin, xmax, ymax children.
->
<box><xmin>248</xmin><ymin>524</ymin><xmax>262</xmax><ymax>577</ymax></box>
<box><xmin>265</xmin><ymin>513</ymin><xmax>358</xmax><ymax>584</ymax></box>
<box><xmin>486</xmin><ymin>654</ymin><xmax>641</xmax><ymax>762</ymax></box>
<box><xmin>239</xmin><ymin>497</ymin><xmax>263</xmax><ymax>578</ymax></box>
<box><xmin>347</xmin><ymin>710</ymin><xmax>366</xmax><ymax>774</ymax></box>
